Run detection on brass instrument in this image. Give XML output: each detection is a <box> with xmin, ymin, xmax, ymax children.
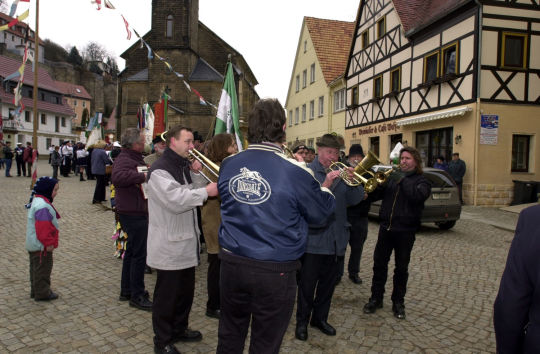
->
<box><xmin>330</xmin><ymin>150</ymin><xmax>381</xmax><ymax>192</ymax></box>
<box><xmin>282</xmin><ymin>145</ymin><xmax>295</xmax><ymax>159</ymax></box>
<box><xmin>374</xmin><ymin>167</ymin><xmax>396</xmax><ymax>184</ymax></box>
<box><xmin>188</xmin><ymin>148</ymin><xmax>220</xmax><ymax>183</ymax></box>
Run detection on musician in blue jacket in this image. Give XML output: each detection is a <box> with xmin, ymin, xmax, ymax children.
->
<box><xmin>295</xmin><ymin>134</ymin><xmax>364</xmax><ymax>341</ymax></box>
<box><xmin>217</xmin><ymin>98</ymin><xmax>336</xmax><ymax>354</ymax></box>
<box><xmin>494</xmin><ymin>204</ymin><xmax>540</xmax><ymax>354</ymax></box>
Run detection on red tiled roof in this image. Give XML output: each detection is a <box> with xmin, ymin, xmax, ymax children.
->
<box><xmin>0</xmin><ymin>54</ymin><xmax>62</xmax><ymax>93</ymax></box>
<box><xmin>0</xmin><ymin>90</ymin><xmax>76</xmax><ymax>116</ymax></box>
<box><xmin>305</xmin><ymin>17</ymin><xmax>355</xmax><ymax>84</ymax></box>
<box><xmin>392</xmin><ymin>0</ymin><xmax>471</xmax><ymax>35</ymax></box>
<box><xmin>54</xmin><ymin>80</ymin><xmax>92</xmax><ymax>100</ymax></box>
<box><xmin>0</xmin><ymin>12</ymin><xmax>44</xmax><ymax>45</ymax></box>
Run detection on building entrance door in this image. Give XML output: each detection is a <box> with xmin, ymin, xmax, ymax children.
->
<box><xmin>416</xmin><ymin>127</ymin><xmax>453</xmax><ymax>167</ymax></box>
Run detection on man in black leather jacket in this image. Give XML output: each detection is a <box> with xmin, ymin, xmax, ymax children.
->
<box><xmin>363</xmin><ymin>146</ymin><xmax>431</xmax><ymax>319</ymax></box>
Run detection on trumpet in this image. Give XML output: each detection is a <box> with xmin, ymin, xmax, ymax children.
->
<box><xmin>188</xmin><ymin>148</ymin><xmax>219</xmax><ymax>183</ymax></box>
<box><xmin>329</xmin><ymin>150</ymin><xmax>382</xmax><ymax>192</ymax></box>
<box><xmin>374</xmin><ymin>167</ymin><xmax>397</xmax><ymax>184</ymax></box>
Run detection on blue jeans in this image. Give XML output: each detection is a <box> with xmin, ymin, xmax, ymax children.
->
<box><xmin>119</xmin><ymin>214</ymin><xmax>148</xmax><ymax>298</ymax></box>
<box><xmin>4</xmin><ymin>159</ymin><xmax>12</xmax><ymax>176</ymax></box>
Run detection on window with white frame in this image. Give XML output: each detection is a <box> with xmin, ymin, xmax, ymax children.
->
<box><xmin>309</xmin><ymin>100</ymin><xmax>315</xmax><ymax>120</ymax></box>
<box><xmin>40</xmin><ymin>114</ymin><xmax>46</xmax><ymax>125</ymax></box>
<box><xmin>302</xmin><ymin>104</ymin><xmax>306</xmax><ymax>122</ymax></box>
<box><xmin>333</xmin><ymin>89</ymin><xmax>345</xmax><ymax>112</ymax></box>
<box><xmin>295</xmin><ymin>107</ymin><xmax>299</xmax><ymax>125</ymax></box>
<box><xmin>295</xmin><ymin>75</ymin><xmax>300</xmax><ymax>92</ymax></box>
<box><xmin>289</xmin><ymin>110</ymin><xmax>293</xmax><ymax>127</ymax></box>
<box><xmin>318</xmin><ymin>96</ymin><xmax>324</xmax><ymax>117</ymax></box>
<box><xmin>61</xmin><ymin>117</ymin><xmax>66</xmax><ymax>127</ymax></box>
<box><xmin>511</xmin><ymin>135</ymin><xmax>531</xmax><ymax>172</ymax></box>
<box><xmin>307</xmin><ymin>138</ymin><xmax>314</xmax><ymax>148</ymax></box>
<box><xmin>302</xmin><ymin>70</ymin><xmax>307</xmax><ymax>89</ymax></box>
<box><xmin>25</xmin><ymin>111</ymin><xmax>31</xmax><ymax>122</ymax></box>
<box><xmin>310</xmin><ymin>63</ymin><xmax>315</xmax><ymax>83</ymax></box>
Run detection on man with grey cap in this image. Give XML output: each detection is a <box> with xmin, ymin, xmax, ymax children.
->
<box><xmin>296</xmin><ymin>133</ymin><xmax>364</xmax><ymax>341</ymax></box>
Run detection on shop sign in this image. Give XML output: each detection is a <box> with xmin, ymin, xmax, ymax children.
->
<box><xmin>480</xmin><ymin>114</ymin><xmax>498</xmax><ymax>145</ymax></box>
<box><xmin>358</xmin><ymin>122</ymin><xmax>400</xmax><ymax>136</ymax></box>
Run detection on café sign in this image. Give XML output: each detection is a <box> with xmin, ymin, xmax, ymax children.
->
<box><xmin>357</xmin><ymin>122</ymin><xmax>400</xmax><ymax>136</ymax></box>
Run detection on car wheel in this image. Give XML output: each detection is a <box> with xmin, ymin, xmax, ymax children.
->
<box><xmin>436</xmin><ymin>220</ymin><xmax>456</xmax><ymax>230</ymax></box>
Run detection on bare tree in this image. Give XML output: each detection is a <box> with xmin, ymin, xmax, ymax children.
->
<box><xmin>82</xmin><ymin>41</ymin><xmax>109</xmax><ymax>63</ymax></box>
<box><xmin>0</xmin><ymin>0</ymin><xmax>8</xmax><ymax>13</ymax></box>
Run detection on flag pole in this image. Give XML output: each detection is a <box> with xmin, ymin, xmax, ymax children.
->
<box><xmin>30</xmin><ymin>0</ymin><xmax>39</xmax><ymax>189</ymax></box>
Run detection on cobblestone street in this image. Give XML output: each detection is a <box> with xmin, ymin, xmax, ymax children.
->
<box><xmin>0</xmin><ymin>160</ymin><xmax>519</xmax><ymax>353</ymax></box>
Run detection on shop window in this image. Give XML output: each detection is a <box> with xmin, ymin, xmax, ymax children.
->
<box><xmin>390</xmin><ymin>134</ymin><xmax>403</xmax><ymax>154</ymax></box>
<box><xmin>295</xmin><ymin>107</ymin><xmax>299</xmax><ymax>125</ymax></box>
<box><xmin>310</xmin><ymin>100</ymin><xmax>315</xmax><ymax>120</ymax></box>
<box><xmin>318</xmin><ymin>96</ymin><xmax>324</xmax><ymax>117</ymax></box>
<box><xmin>376</xmin><ymin>16</ymin><xmax>386</xmax><ymax>39</ymax></box>
<box><xmin>424</xmin><ymin>51</ymin><xmax>439</xmax><ymax>83</ymax></box>
<box><xmin>511</xmin><ymin>135</ymin><xmax>531</xmax><ymax>172</ymax></box>
<box><xmin>351</xmin><ymin>86</ymin><xmax>359</xmax><ymax>106</ymax></box>
<box><xmin>373</xmin><ymin>75</ymin><xmax>383</xmax><ymax>99</ymax></box>
<box><xmin>40</xmin><ymin>114</ymin><xmax>46</xmax><ymax>125</ymax></box>
<box><xmin>361</xmin><ymin>29</ymin><xmax>369</xmax><ymax>49</ymax></box>
<box><xmin>390</xmin><ymin>67</ymin><xmax>401</xmax><ymax>93</ymax></box>
<box><xmin>370</xmin><ymin>136</ymin><xmax>380</xmax><ymax>157</ymax></box>
<box><xmin>501</xmin><ymin>32</ymin><xmax>527</xmax><ymax>69</ymax></box>
<box><xmin>442</xmin><ymin>42</ymin><xmax>459</xmax><ymax>76</ymax></box>
<box><xmin>302</xmin><ymin>104</ymin><xmax>306</xmax><ymax>122</ymax></box>
<box><xmin>302</xmin><ymin>70</ymin><xmax>307</xmax><ymax>88</ymax></box>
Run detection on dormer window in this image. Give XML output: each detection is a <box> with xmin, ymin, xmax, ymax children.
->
<box><xmin>166</xmin><ymin>15</ymin><xmax>173</xmax><ymax>38</ymax></box>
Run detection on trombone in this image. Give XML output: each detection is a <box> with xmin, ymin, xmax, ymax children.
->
<box><xmin>188</xmin><ymin>148</ymin><xmax>220</xmax><ymax>183</ymax></box>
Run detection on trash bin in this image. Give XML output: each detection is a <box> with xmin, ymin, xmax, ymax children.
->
<box><xmin>511</xmin><ymin>180</ymin><xmax>535</xmax><ymax>205</ymax></box>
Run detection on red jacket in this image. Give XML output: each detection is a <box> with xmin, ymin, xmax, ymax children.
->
<box><xmin>111</xmin><ymin>148</ymin><xmax>148</xmax><ymax>216</ymax></box>
<box><xmin>23</xmin><ymin>146</ymin><xmax>33</xmax><ymax>162</ymax></box>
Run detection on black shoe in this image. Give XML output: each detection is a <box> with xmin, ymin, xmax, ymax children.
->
<box><xmin>392</xmin><ymin>303</ymin><xmax>406</xmax><ymax>319</ymax></box>
<box><xmin>35</xmin><ymin>291</ymin><xmax>59</xmax><ymax>302</ymax></box>
<box><xmin>335</xmin><ymin>277</ymin><xmax>341</xmax><ymax>286</ymax></box>
<box><xmin>205</xmin><ymin>308</ymin><xmax>220</xmax><ymax>319</ymax></box>
<box><xmin>92</xmin><ymin>200</ymin><xmax>101</xmax><ymax>204</ymax></box>
<box><xmin>363</xmin><ymin>298</ymin><xmax>383</xmax><ymax>314</ymax></box>
<box><xmin>119</xmin><ymin>292</ymin><xmax>130</xmax><ymax>301</ymax></box>
<box><xmin>129</xmin><ymin>294</ymin><xmax>153</xmax><ymax>311</ymax></box>
<box><xmin>154</xmin><ymin>344</ymin><xmax>180</xmax><ymax>354</ymax></box>
<box><xmin>295</xmin><ymin>324</ymin><xmax>308</xmax><ymax>341</ymax></box>
<box><xmin>173</xmin><ymin>328</ymin><xmax>202</xmax><ymax>343</ymax></box>
<box><xmin>348</xmin><ymin>273</ymin><xmax>362</xmax><ymax>284</ymax></box>
<box><xmin>310</xmin><ymin>320</ymin><xmax>336</xmax><ymax>336</ymax></box>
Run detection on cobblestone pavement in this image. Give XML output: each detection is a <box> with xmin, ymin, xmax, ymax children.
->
<box><xmin>0</xmin><ymin>160</ymin><xmax>520</xmax><ymax>353</ymax></box>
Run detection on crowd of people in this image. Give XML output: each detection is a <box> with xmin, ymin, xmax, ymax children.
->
<box><xmin>20</xmin><ymin>97</ymin><xmax>531</xmax><ymax>354</ymax></box>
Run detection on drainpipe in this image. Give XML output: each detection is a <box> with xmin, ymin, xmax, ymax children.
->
<box><xmin>473</xmin><ymin>0</ymin><xmax>483</xmax><ymax>206</ymax></box>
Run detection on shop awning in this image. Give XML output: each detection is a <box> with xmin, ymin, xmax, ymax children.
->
<box><xmin>396</xmin><ymin>107</ymin><xmax>472</xmax><ymax>127</ymax></box>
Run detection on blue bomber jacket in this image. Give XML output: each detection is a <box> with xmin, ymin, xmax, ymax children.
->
<box><xmin>218</xmin><ymin>143</ymin><xmax>336</xmax><ymax>262</ymax></box>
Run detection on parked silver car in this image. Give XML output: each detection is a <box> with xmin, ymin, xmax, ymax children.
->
<box><xmin>368</xmin><ymin>165</ymin><xmax>462</xmax><ymax>229</ymax></box>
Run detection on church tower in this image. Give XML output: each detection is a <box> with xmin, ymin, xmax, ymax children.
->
<box><xmin>150</xmin><ymin>0</ymin><xmax>199</xmax><ymax>52</ymax></box>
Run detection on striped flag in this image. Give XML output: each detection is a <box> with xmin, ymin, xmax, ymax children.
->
<box><xmin>121</xmin><ymin>15</ymin><xmax>131</xmax><ymax>40</ymax></box>
<box><xmin>215</xmin><ymin>62</ymin><xmax>243</xmax><ymax>151</ymax></box>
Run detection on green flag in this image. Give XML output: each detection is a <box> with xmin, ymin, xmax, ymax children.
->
<box><xmin>215</xmin><ymin>62</ymin><xmax>243</xmax><ymax>151</ymax></box>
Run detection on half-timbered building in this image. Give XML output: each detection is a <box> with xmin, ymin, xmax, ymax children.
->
<box><xmin>345</xmin><ymin>0</ymin><xmax>540</xmax><ymax>205</ymax></box>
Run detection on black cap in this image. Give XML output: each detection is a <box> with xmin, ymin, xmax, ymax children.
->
<box><xmin>348</xmin><ymin>144</ymin><xmax>364</xmax><ymax>157</ymax></box>
<box><xmin>292</xmin><ymin>145</ymin><xmax>307</xmax><ymax>153</ymax></box>
<box><xmin>152</xmin><ymin>135</ymin><xmax>164</xmax><ymax>145</ymax></box>
<box><xmin>193</xmin><ymin>131</ymin><xmax>204</xmax><ymax>142</ymax></box>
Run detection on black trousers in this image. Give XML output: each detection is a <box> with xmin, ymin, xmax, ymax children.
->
<box><xmin>16</xmin><ymin>158</ymin><xmax>25</xmax><ymax>176</ymax></box>
<box><xmin>296</xmin><ymin>253</ymin><xmax>339</xmax><ymax>325</ymax></box>
<box><xmin>338</xmin><ymin>216</ymin><xmax>368</xmax><ymax>278</ymax></box>
<box><xmin>456</xmin><ymin>181</ymin><xmax>464</xmax><ymax>203</ymax></box>
<box><xmin>217</xmin><ymin>259</ymin><xmax>297</xmax><ymax>354</ymax></box>
<box><xmin>370</xmin><ymin>226</ymin><xmax>416</xmax><ymax>304</ymax></box>
<box><xmin>29</xmin><ymin>251</ymin><xmax>53</xmax><ymax>299</ymax></box>
<box><xmin>207</xmin><ymin>253</ymin><xmax>220</xmax><ymax>311</ymax></box>
<box><xmin>119</xmin><ymin>214</ymin><xmax>148</xmax><ymax>298</ymax></box>
<box><xmin>92</xmin><ymin>174</ymin><xmax>106</xmax><ymax>202</ymax></box>
<box><xmin>153</xmin><ymin>267</ymin><xmax>195</xmax><ymax>349</ymax></box>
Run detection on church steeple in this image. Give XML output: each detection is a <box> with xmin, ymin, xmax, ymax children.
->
<box><xmin>151</xmin><ymin>0</ymin><xmax>199</xmax><ymax>51</ymax></box>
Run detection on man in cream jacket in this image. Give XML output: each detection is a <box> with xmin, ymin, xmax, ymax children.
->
<box><xmin>146</xmin><ymin>125</ymin><xmax>218</xmax><ymax>354</ymax></box>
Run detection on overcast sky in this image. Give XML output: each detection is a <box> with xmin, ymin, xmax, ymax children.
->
<box><xmin>15</xmin><ymin>0</ymin><xmax>359</xmax><ymax>104</ymax></box>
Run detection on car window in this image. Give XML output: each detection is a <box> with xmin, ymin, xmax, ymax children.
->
<box><xmin>424</xmin><ymin>170</ymin><xmax>455</xmax><ymax>188</ymax></box>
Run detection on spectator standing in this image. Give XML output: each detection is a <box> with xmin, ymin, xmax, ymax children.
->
<box><xmin>433</xmin><ymin>156</ymin><xmax>449</xmax><ymax>172</ymax></box>
<box><xmin>76</xmin><ymin>145</ymin><xmax>89</xmax><ymax>181</ymax></box>
<box><xmin>2</xmin><ymin>141</ymin><xmax>14</xmax><ymax>177</ymax></box>
<box><xmin>48</xmin><ymin>145</ymin><xmax>55</xmax><ymax>164</ymax></box>
<box><xmin>25</xmin><ymin>177</ymin><xmax>60</xmax><ymax>301</ymax></box>
<box><xmin>494</xmin><ymin>204</ymin><xmax>540</xmax><ymax>353</ymax></box>
<box><xmin>111</xmin><ymin>128</ymin><xmax>153</xmax><ymax>311</ymax></box>
<box><xmin>50</xmin><ymin>146</ymin><xmax>62</xmax><ymax>179</ymax></box>
<box><xmin>304</xmin><ymin>147</ymin><xmax>316</xmax><ymax>163</ymax></box>
<box><xmin>23</xmin><ymin>142</ymin><xmax>34</xmax><ymax>178</ymax></box>
<box><xmin>60</xmin><ymin>141</ymin><xmax>73</xmax><ymax>177</ymax></box>
<box><xmin>448</xmin><ymin>152</ymin><xmax>466</xmax><ymax>204</ymax></box>
<box><xmin>91</xmin><ymin>141</ymin><xmax>111</xmax><ymax>204</ymax></box>
<box><xmin>15</xmin><ymin>142</ymin><xmax>25</xmax><ymax>176</ymax></box>
<box><xmin>144</xmin><ymin>135</ymin><xmax>167</xmax><ymax>167</ymax></box>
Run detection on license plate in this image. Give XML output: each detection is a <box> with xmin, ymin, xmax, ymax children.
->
<box><xmin>432</xmin><ymin>192</ymin><xmax>451</xmax><ymax>200</ymax></box>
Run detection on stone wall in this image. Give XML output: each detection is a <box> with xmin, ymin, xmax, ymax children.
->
<box><xmin>463</xmin><ymin>183</ymin><xmax>514</xmax><ymax>206</ymax></box>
